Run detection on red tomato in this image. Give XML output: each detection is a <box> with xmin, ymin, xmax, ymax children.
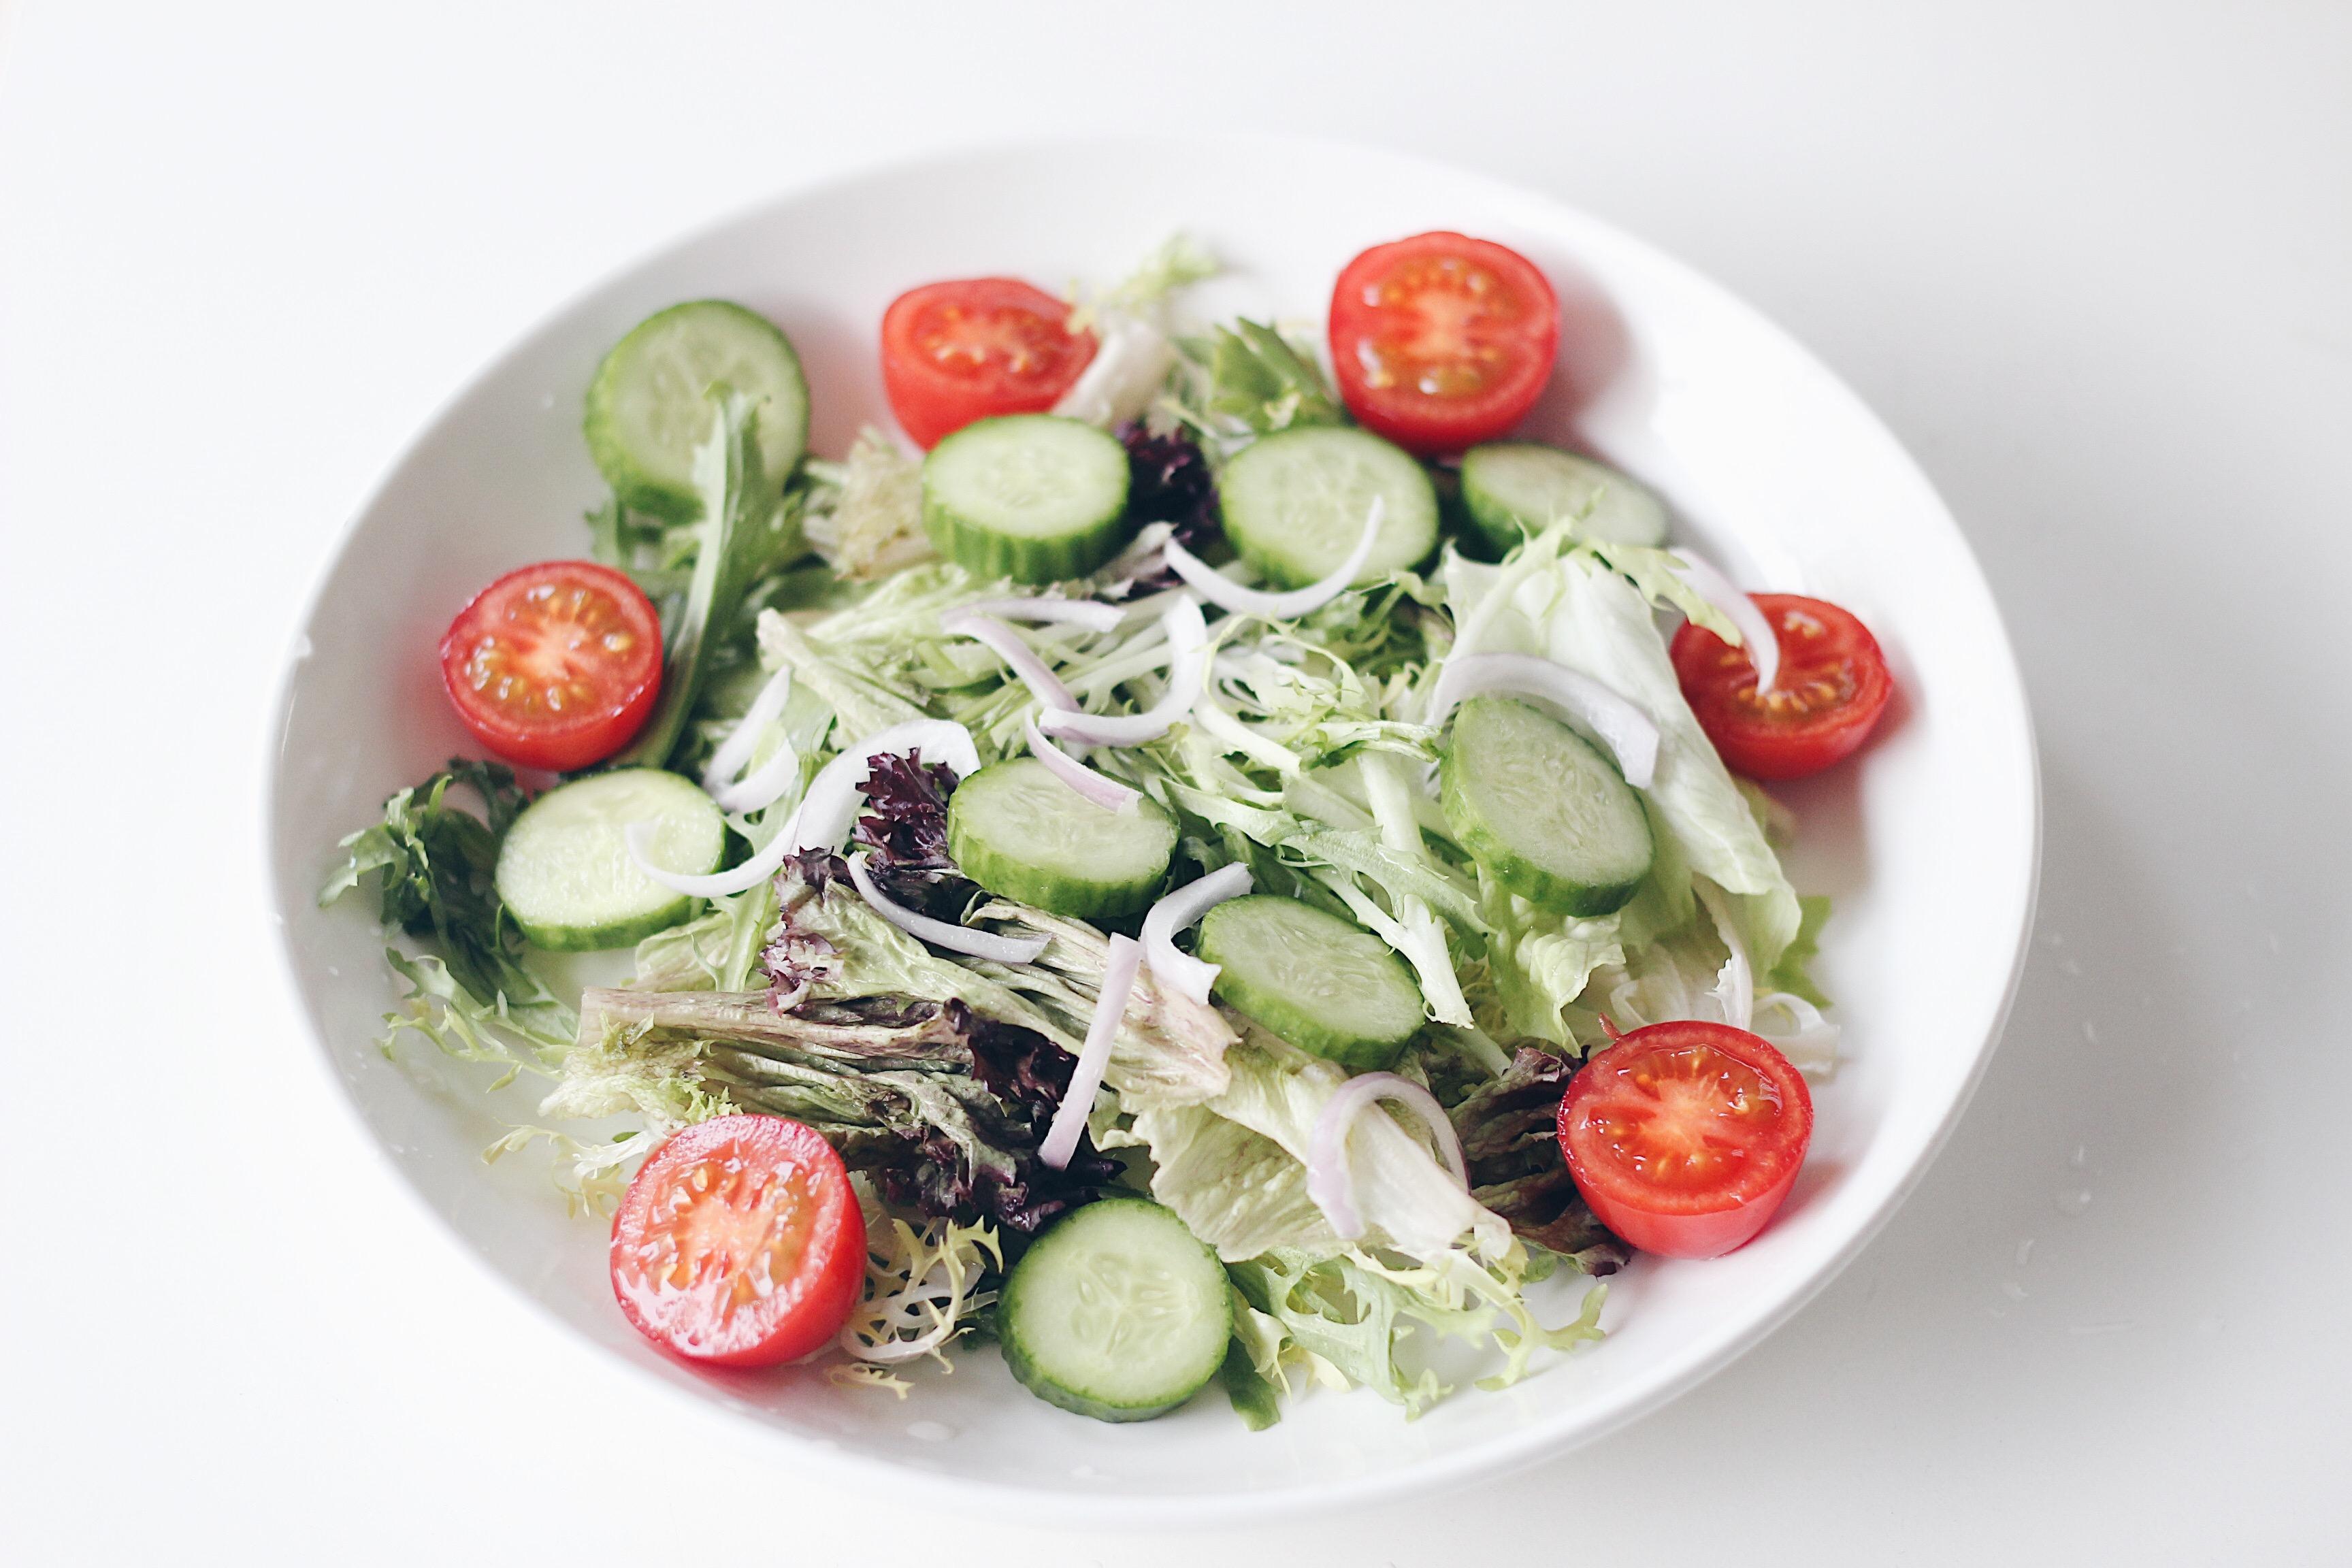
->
<box><xmin>438</xmin><ymin>560</ymin><xmax>662</xmax><ymax>772</ymax></box>
<box><xmin>1557</xmin><ymin>1019</ymin><xmax>1813</xmax><ymax>1259</ymax></box>
<box><xmin>1671</xmin><ymin>593</ymin><xmax>1893</xmax><ymax>781</ymax></box>
<box><xmin>1326</xmin><ymin>231</ymin><xmax>1560</xmax><ymax>455</ymax></box>
<box><xmin>609</xmin><ymin>1115</ymin><xmax>866</xmax><ymax>1368</ymax></box>
<box><xmin>880</xmin><ymin>277</ymin><xmax>1097</xmax><ymax>448</ymax></box>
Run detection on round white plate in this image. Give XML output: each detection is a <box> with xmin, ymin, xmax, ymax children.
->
<box><xmin>266</xmin><ymin>135</ymin><xmax>2036</xmax><ymax>1523</ymax></box>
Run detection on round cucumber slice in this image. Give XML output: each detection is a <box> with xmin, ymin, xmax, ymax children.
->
<box><xmin>1195</xmin><ymin>895</ymin><xmax>1424</xmax><ymax>1070</ymax></box>
<box><xmin>1440</xmin><ymin>696</ymin><xmax>1654</xmax><ymax>917</ymax></box>
<box><xmin>945</xmin><ymin>757</ymin><xmax>1175</xmax><ymax>918</ymax></box>
<box><xmin>493</xmin><ymin>768</ymin><xmax>725</xmax><ymax>951</ymax></box>
<box><xmin>998</xmin><ymin>1197</ymin><xmax>1230</xmax><ymax>1423</ymax></box>
<box><xmin>1458</xmin><ymin>442</ymin><xmax>1669</xmax><ymax>553</ymax></box>
<box><xmin>584</xmin><ymin>301</ymin><xmax>810</xmax><ymax>521</ymax></box>
<box><xmin>1217</xmin><ymin>425</ymin><xmax>1439</xmax><ymax>589</ymax></box>
<box><xmin>921</xmin><ymin>414</ymin><xmax>1132</xmax><ymax>583</ymax></box>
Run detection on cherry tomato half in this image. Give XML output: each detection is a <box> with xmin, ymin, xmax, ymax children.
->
<box><xmin>1327</xmin><ymin>231</ymin><xmax>1560</xmax><ymax>455</ymax></box>
<box><xmin>880</xmin><ymin>277</ymin><xmax>1096</xmax><ymax>449</ymax></box>
<box><xmin>609</xmin><ymin>1115</ymin><xmax>866</xmax><ymax>1368</ymax></box>
<box><xmin>1558</xmin><ymin>1019</ymin><xmax>1813</xmax><ymax>1259</ymax></box>
<box><xmin>1671</xmin><ymin>593</ymin><xmax>1893</xmax><ymax>781</ymax></box>
<box><xmin>438</xmin><ymin>559</ymin><xmax>663</xmax><ymax>772</ymax></box>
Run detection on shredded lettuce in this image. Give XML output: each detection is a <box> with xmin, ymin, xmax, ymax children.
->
<box><xmin>836</xmin><ymin>1194</ymin><xmax>1004</xmax><ymax>1373</ymax></box>
<box><xmin>803</xmin><ymin>427</ymin><xmax>933</xmax><ymax>581</ymax></box>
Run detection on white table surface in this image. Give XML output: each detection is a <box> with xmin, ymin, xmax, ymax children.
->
<box><xmin>5</xmin><ymin>2</ymin><xmax>2348</xmax><ymax>1561</ymax></box>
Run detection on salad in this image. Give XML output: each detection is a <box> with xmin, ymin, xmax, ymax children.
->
<box><xmin>324</xmin><ymin>229</ymin><xmax>1892</xmax><ymax>1427</ymax></box>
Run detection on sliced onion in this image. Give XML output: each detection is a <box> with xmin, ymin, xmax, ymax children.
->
<box><xmin>1139</xmin><ymin>862</ymin><xmax>1252</xmax><ymax>1004</ymax></box>
<box><xmin>847</xmin><ymin>853</ymin><xmax>1050</xmax><ymax>966</ymax></box>
<box><xmin>1163</xmin><ymin>495</ymin><xmax>1384</xmax><ymax>621</ymax></box>
<box><xmin>1752</xmin><ymin>991</ymin><xmax>1840</xmax><ymax>1074</ymax></box>
<box><xmin>941</xmin><ymin>612</ymin><xmax>1076</xmax><ymax>710</ymax></box>
<box><xmin>1695</xmin><ymin>879</ymin><xmax>1754</xmax><ymax>1032</ymax></box>
<box><xmin>1671</xmin><ymin>550</ymin><xmax>1780</xmax><ymax>694</ymax></box>
<box><xmin>625</xmin><ymin>719</ymin><xmax>981</xmax><ymax>900</ymax></box>
<box><xmin>1036</xmin><ymin>597</ymin><xmax>1207</xmax><ymax>746</ymax></box>
<box><xmin>1024</xmin><ymin>713</ymin><xmax>1141</xmax><ymax>812</ymax></box>
<box><xmin>792</xmin><ymin>719</ymin><xmax>981</xmax><ymax>853</ymax></box>
<box><xmin>625</xmin><ymin>814</ymin><xmax>803</xmax><ymax>900</ymax></box>
<box><xmin>708</xmin><ymin>736</ymin><xmax>800</xmax><ymax>815</ymax></box>
<box><xmin>1039</xmin><ymin>932</ymin><xmax>1141</xmax><ymax>1170</ymax></box>
<box><xmin>702</xmin><ymin>666</ymin><xmax>794</xmax><ymax>796</ymax></box>
<box><xmin>960</xmin><ymin>597</ymin><xmax>1126</xmax><ymax>633</ymax></box>
<box><xmin>1426</xmin><ymin>653</ymin><xmax>1661</xmax><ymax>789</ymax></box>
<box><xmin>1305</xmin><ymin>1073</ymin><xmax>1470</xmax><ymax>1241</ymax></box>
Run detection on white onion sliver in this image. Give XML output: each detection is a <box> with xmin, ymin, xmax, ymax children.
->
<box><xmin>941</xmin><ymin>612</ymin><xmax>1076</xmax><ymax>710</ymax></box>
<box><xmin>1039</xmin><ymin>934</ymin><xmax>1141</xmax><ymax>1170</ymax></box>
<box><xmin>702</xmin><ymin>666</ymin><xmax>794</xmax><ymax>796</ymax></box>
<box><xmin>1036</xmin><ymin>598</ymin><xmax>1207</xmax><ymax>746</ymax></box>
<box><xmin>1163</xmin><ymin>494</ymin><xmax>1384</xmax><ymax>621</ymax></box>
<box><xmin>1139</xmin><ymin>862</ymin><xmax>1252</xmax><ymax>1005</ymax></box>
<box><xmin>959</xmin><ymin>597</ymin><xmax>1126</xmax><ymax>633</ymax></box>
<box><xmin>1305</xmin><ymin>1072</ymin><xmax>1471</xmax><ymax>1241</ymax></box>
<box><xmin>708</xmin><ymin>736</ymin><xmax>800</xmax><ymax>815</ymax></box>
<box><xmin>1671</xmin><ymin>550</ymin><xmax>1780</xmax><ymax>694</ymax></box>
<box><xmin>1023</xmin><ymin>713</ymin><xmax>1141</xmax><ymax>812</ymax></box>
<box><xmin>847</xmin><ymin>853</ymin><xmax>1050</xmax><ymax>966</ymax></box>
<box><xmin>625</xmin><ymin>814</ymin><xmax>801</xmax><ymax>899</ymax></box>
<box><xmin>1427</xmin><ymin>653</ymin><xmax>1661</xmax><ymax>789</ymax></box>
<box><xmin>1695</xmin><ymin>879</ymin><xmax>1754</xmax><ymax>1032</ymax></box>
<box><xmin>792</xmin><ymin>719</ymin><xmax>981</xmax><ymax>853</ymax></box>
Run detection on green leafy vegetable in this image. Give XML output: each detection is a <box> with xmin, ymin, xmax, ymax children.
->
<box><xmin>803</xmin><ymin>427</ymin><xmax>934</xmax><ymax>582</ymax></box>
<box><xmin>320</xmin><ymin>760</ymin><xmax>573</xmax><ymax>1068</ymax></box>
<box><xmin>1767</xmin><ymin>893</ymin><xmax>1834</xmax><ymax>1007</ymax></box>
<box><xmin>1169</xmin><ymin>318</ymin><xmax>1345</xmax><ymax>444</ymax></box>
<box><xmin>617</xmin><ymin>387</ymin><xmax>800</xmax><ymax>768</ymax></box>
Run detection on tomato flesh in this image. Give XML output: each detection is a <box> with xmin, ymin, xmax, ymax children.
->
<box><xmin>609</xmin><ymin>1115</ymin><xmax>866</xmax><ymax>1368</ymax></box>
<box><xmin>1671</xmin><ymin>593</ymin><xmax>1893</xmax><ymax>781</ymax></box>
<box><xmin>1327</xmin><ymin>231</ymin><xmax>1559</xmax><ymax>455</ymax></box>
<box><xmin>1558</xmin><ymin>1020</ymin><xmax>1813</xmax><ymax>1259</ymax></box>
<box><xmin>438</xmin><ymin>559</ymin><xmax>662</xmax><ymax>772</ymax></box>
<box><xmin>880</xmin><ymin>277</ymin><xmax>1096</xmax><ymax>448</ymax></box>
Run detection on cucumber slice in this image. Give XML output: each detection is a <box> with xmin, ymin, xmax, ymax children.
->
<box><xmin>1458</xmin><ymin>442</ymin><xmax>1669</xmax><ymax>553</ymax></box>
<box><xmin>921</xmin><ymin>415</ymin><xmax>1132</xmax><ymax>583</ymax></box>
<box><xmin>493</xmin><ymin>769</ymin><xmax>725</xmax><ymax>951</ymax></box>
<box><xmin>1218</xmin><ymin>425</ymin><xmax>1439</xmax><ymax>589</ymax></box>
<box><xmin>1440</xmin><ymin>696</ymin><xmax>1654</xmax><ymax>917</ymax></box>
<box><xmin>1195</xmin><ymin>895</ymin><xmax>1424</xmax><ymax>1070</ymax></box>
<box><xmin>585</xmin><ymin>301</ymin><xmax>809</xmax><ymax>521</ymax></box>
<box><xmin>945</xmin><ymin>758</ymin><xmax>1175</xmax><ymax>918</ymax></box>
<box><xmin>998</xmin><ymin>1197</ymin><xmax>1230</xmax><ymax>1422</ymax></box>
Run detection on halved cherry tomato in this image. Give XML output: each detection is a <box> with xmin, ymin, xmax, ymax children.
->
<box><xmin>1326</xmin><ymin>231</ymin><xmax>1560</xmax><ymax>455</ymax></box>
<box><xmin>609</xmin><ymin>1115</ymin><xmax>866</xmax><ymax>1368</ymax></box>
<box><xmin>880</xmin><ymin>277</ymin><xmax>1096</xmax><ymax>448</ymax></box>
<box><xmin>438</xmin><ymin>559</ymin><xmax>662</xmax><ymax>772</ymax></box>
<box><xmin>1671</xmin><ymin>593</ymin><xmax>1893</xmax><ymax>781</ymax></box>
<box><xmin>1558</xmin><ymin>1019</ymin><xmax>1813</xmax><ymax>1259</ymax></box>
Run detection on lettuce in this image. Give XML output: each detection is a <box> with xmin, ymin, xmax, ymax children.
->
<box><xmin>617</xmin><ymin>387</ymin><xmax>800</xmax><ymax>770</ymax></box>
<box><xmin>1130</xmin><ymin>1029</ymin><xmax>1506</xmax><ymax>1264</ymax></box>
<box><xmin>320</xmin><ymin>760</ymin><xmax>574</xmax><ymax>1071</ymax></box>
<box><xmin>803</xmin><ymin>428</ymin><xmax>934</xmax><ymax>582</ymax></box>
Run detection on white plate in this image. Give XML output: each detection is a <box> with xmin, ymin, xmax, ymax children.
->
<box><xmin>265</xmin><ymin>135</ymin><xmax>2036</xmax><ymax>1524</ymax></box>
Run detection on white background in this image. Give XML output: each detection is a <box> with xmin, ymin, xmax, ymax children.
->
<box><xmin>3</xmin><ymin>2</ymin><xmax>2347</xmax><ymax>1563</ymax></box>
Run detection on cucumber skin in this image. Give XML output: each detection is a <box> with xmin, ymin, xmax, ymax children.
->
<box><xmin>998</xmin><ymin>1198</ymin><xmax>1231</xmax><ymax>1423</ymax></box>
<box><xmin>1439</xmin><ymin>701</ymin><xmax>1652</xmax><ymax>918</ymax></box>
<box><xmin>583</xmin><ymin>301</ymin><xmax>809</xmax><ymax>523</ymax></box>
<box><xmin>945</xmin><ymin>764</ymin><xmax>1176</xmax><ymax>919</ymax></box>
<box><xmin>1196</xmin><ymin>897</ymin><xmax>1422</xmax><ymax>1072</ymax></box>
<box><xmin>512</xmin><ymin>893</ymin><xmax>697</xmax><ymax>954</ymax></box>
<box><xmin>1218</xmin><ymin>426</ymin><xmax>1439</xmax><ymax>590</ymax></box>
<box><xmin>920</xmin><ymin>416</ymin><xmax>1132</xmax><ymax>585</ymax></box>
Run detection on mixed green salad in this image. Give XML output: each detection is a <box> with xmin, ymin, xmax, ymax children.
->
<box><xmin>325</xmin><ymin>229</ymin><xmax>1886</xmax><ymax>1427</ymax></box>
